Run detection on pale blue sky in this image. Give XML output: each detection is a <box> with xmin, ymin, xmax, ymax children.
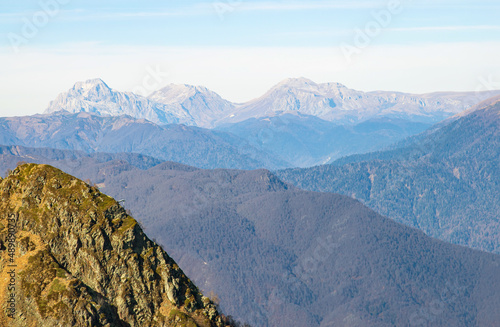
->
<box><xmin>1</xmin><ymin>0</ymin><xmax>500</xmax><ymax>116</ymax></box>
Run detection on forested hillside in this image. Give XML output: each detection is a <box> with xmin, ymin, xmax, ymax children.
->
<box><xmin>277</xmin><ymin>97</ymin><xmax>500</xmax><ymax>254</ymax></box>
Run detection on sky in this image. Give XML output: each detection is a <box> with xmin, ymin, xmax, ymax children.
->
<box><xmin>1</xmin><ymin>0</ymin><xmax>500</xmax><ymax>116</ymax></box>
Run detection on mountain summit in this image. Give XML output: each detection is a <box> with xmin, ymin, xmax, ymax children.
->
<box><xmin>149</xmin><ymin>84</ymin><xmax>235</xmax><ymax>128</ymax></box>
<box><xmin>0</xmin><ymin>164</ymin><xmax>236</xmax><ymax>326</ymax></box>
<box><xmin>44</xmin><ymin>79</ymin><xmax>236</xmax><ymax>128</ymax></box>
<box><xmin>69</xmin><ymin>78</ymin><xmax>113</xmax><ymax>97</ymax></box>
<box><xmin>273</xmin><ymin>77</ymin><xmax>321</xmax><ymax>89</ymax></box>
<box><xmin>45</xmin><ymin>79</ymin><xmax>193</xmax><ymax>126</ymax></box>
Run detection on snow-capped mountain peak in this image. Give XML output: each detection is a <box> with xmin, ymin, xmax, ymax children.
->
<box><xmin>66</xmin><ymin>78</ymin><xmax>113</xmax><ymax>99</ymax></box>
<box><xmin>44</xmin><ymin>77</ymin><xmax>500</xmax><ymax>128</ymax></box>
<box><xmin>219</xmin><ymin>78</ymin><xmax>500</xmax><ymax>125</ymax></box>
<box><xmin>44</xmin><ymin>79</ymin><xmax>195</xmax><ymax>125</ymax></box>
<box><xmin>274</xmin><ymin>77</ymin><xmax>317</xmax><ymax>89</ymax></box>
<box><xmin>44</xmin><ymin>79</ymin><xmax>235</xmax><ymax>128</ymax></box>
<box><xmin>149</xmin><ymin>84</ymin><xmax>213</xmax><ymax>104</ymax></box>
<box><xmin>72</xmin><ymin>78</ymin><xmax>109</xmax><ymax>90</ymax></box>
<box><xmin>148</xmin><ymin>83</ymin><xmax>235</xmax><ymax>127</ymax></box>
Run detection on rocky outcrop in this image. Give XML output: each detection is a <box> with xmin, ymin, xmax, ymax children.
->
<box><xmin>0</xmin><ymin>164</ymin><xmax>229</xmax><ymax>326</ymax></box>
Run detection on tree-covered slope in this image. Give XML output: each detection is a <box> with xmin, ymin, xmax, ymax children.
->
<box><xmin>277</xmin><ymin>97</ymin><xmax>500</xmax><ymax>254</ymax></box>
<box><xmin>11</xmin><ymin>159</ymin><xmax>497</xmax><ymax>327</ymax></box>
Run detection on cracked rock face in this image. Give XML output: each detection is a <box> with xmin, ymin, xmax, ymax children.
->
<box><xmin>0</xmin><ymin>164</ymin><xmax>227</xmax><ymax>327</ymax></box>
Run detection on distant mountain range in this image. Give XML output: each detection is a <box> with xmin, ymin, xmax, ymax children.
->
<box><xmin>277</xmin><ymin>96</ymin><xmax>500</xmax><ymax>254</ymax></box>
<box><xmin>2</xmin><ymin>153</ymin><xmax>499</xmax><ymax>327</ymax></box>
<box><xmin>35</xmin><ymin>77</ymin><xmax>500</xmax><ymax>168</ymax></box>
<box><xmin>44</xmin><ymin>77</ymin><xmax>500</xmax><ymax>127</ymax></box>
<box><xmin>218</xmin><ymin>77</ymin><xmax>500</xmax><ymax>125</ymax></box>
<box><xmin>0</xmin><ymin>109</ymin><xmax>436</xmax><ymax>169</ymax></box>
<box><xmin>217</xmin><ymin>114</ymin><xmax>431</xmax><ymax>167</ymax></box>
<box><xmin>0</xmin><ymin>112</ymin><xmax>288</xmax><ymax>170</ymax></box>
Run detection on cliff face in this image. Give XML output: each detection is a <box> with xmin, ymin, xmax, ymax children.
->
<box><xmin>0</xmin><ymin>164</ymin><xmax>226</xmax><ymax>327</ymax></box>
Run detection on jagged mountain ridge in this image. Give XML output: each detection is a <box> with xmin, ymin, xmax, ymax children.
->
<box><xmin>45</xmin><ymin>79</ymin><xmax>195</xmax><ymax>126</ymax></box>
<box><xmin>0</xmin><ymin>164</ymin><xmax>235</xmax><ymax>326</ymax></box>
<box><xmin>44</xmin><ymin>77</ymin><xmax>500</xmax><ymax>127</ymax></box>
<box><xmin>45</xmin><ymin>79</ymin><xmax>234</xmax><ymax>128</ymax></box>
<box><xmin>220</xmin><ymin>77</ymin><xmax>500</xmax><ymax>125</ymax></box>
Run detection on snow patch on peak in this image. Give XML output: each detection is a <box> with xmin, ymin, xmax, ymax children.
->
<box><xmin>322</xmin><ymin>82</ymin><xmax>349</xmax><ymax>90</ymax></box>
<box><xmin>275</xmin><ymin>77</ymin><xmax>317</xmax><ymax>89</ymax></box>
<box><xmin>148</xmin><ymin>83</ymin><xmax>235</xmax><ymax>128</ymax></box>
<box><xmin>72</xmin><ymin>78</ymin><xmax>110</xmax><ymax>91</ymax></box>
<box><xmin>149</xmin><ymin>84</ymin><xmax>201</xmax><ymax>104</ymax></box>
<box><xmin>44</xmin><ymin>79</ymin><xmax>193</xmax><ymax>126</ymax></box>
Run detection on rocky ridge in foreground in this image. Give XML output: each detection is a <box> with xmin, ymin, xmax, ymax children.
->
<box><xmin>0</xmin><ymin>164</ymin><xmax>233</xmax><ymax>327</ymax></box>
